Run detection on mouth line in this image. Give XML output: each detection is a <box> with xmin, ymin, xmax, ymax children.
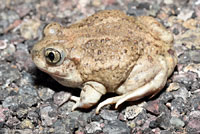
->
<box><xmin>38</xmin><ymin>67</ymin><xmax>66</xmax><ymax>78</ymax></box>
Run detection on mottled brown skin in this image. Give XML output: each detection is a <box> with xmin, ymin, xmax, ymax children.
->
<box><xmin>32</xmin><ymin>10</ymin><xmax>177</xmax><ymax>114</ymax></box>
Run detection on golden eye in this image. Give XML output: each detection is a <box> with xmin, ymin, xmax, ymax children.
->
<box><xmin>44</xmin><ymin>48</ymin><xmax>61</xmax><ymax>64</ymax></box>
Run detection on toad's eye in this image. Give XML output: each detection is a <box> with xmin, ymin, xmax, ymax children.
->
<box><xmin>44</xmin><ymin>48</ymin><xmax>61</xmax><ymax>64</ymax></box>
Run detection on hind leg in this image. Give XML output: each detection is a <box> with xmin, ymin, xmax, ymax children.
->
<box><xmin>115</xmin><ymin>56</ymin><xmax>168</xmax><ymax>108</ymax></box>
<box><xmin>95</xmin><ymin>55</ymin><xmax>169</xmax><ymax>113</ymax></box>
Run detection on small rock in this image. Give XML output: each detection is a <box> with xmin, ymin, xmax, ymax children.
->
<box><xmin>85</xmin><ymin>121</ymin><xmax>102</xmax><ymax>134</ymax></box>
<box><xmin>166</xmin><ymin>83</ymin><xmax>180</xmax><ymax>92</ymax></box>
<box><xmin>0</xmin><ymin>107</ymin><xmax>9</xmax><ymax>123</ymax></box>
<box><xmin>186</xmin><ymin>111</ymin><xmax>200</xmax><ymax>133</ymax></box>
<box><xmin>20</xmin><ymin>94</ymin><xmax>38</xmax><ymax>107</ymax></box>
<box><xmin>159</xmin><ymin>92</ymin><xmax>174</xmax><ymax>103</ymax></box>
<box><xmin>175</xmin><ymin>29</ymin><xmax>200</xmax><ymax>49</ymax></box>
<box><xmin>14</xmin><ymin>49</ymin><xmax>35</xmax><ymax>71</ymax></box>
<box><xmin>103</xmin><ymin>120</ymin><xmax>130</xmax><ymax>134</ymax></box>
<box><xmin>146</xmin><ymin>100</ymin><xmax>160</xmax><ymax>115</ymax></box>
<box><xmin>20</xmin><ymin>119</ymin><xmax>34</xmax><ymax>129</ymax></box>
<box><xmin>27</xmin><ymin>110</ymin><xmax>39</xmax><ymax>124</ymax></box>
<box><xmin>149</xmin><ymin>113</ymin><xmax>171</xmax><ymax>130</ymax></box>
<box><xmin>173</xmin><ymin>73</ymin><xmax>195</xmax><ymax>89</ymax></box>
<box><xmin>53</xmin><ymin>119</ymin><xmax>71</xmax><ymax>134</ymax></box>
<box><xmin>100</xmin><ymin>110</ymin><xmax>118</xmax><ymax>121</ymax></box>
<box><xmin>171</xmin><ymin>97</ymin><xmax>186</xmax><ymax>114</ymax></box>
<box><xmin>184</xmin><ymin>63</ymin><xmax>200</xmax><ymax>77</ymax></box>
<box><xmin>0</xmin><ymin>88</ymin><xmax>9</xmax><ymax>100</ymax></box>
<box><xmin>178</xmin><ymin>52</ymin><xmax>191</xmax><ymax>64</ymax></box>
<box><xmin>191</xmin><ymin>81</ymin><xmax>200</xmax><ymax>91</ymax></box>
<box><xmin>88</xmin><ymin>113</ymin><xmax>102</xmax><ymax>122</ymax></box>
<box><xmin>0</xmin><ymin>10</ymin><xmax>19</xmax><ymax>33</ymax></box>
<box><xmin>6</xmin><ymin>116</ymin><xmax>20</xmax><ymax>128</ymax></box>
<box><xmin>183</xmin><ymin>19</ymin><xmax>198</xmax><ymax>30</ymax></box>
<box><xmin>64</xmin><ymin>116</ymin><xmax>79</xmax><ymax>132</ymax></box>
<box><xmin>191</xmin><ymin>96</ymin><xmax>200</xmax><ymax>110</ymax></box>
<box><xmin>170</xmin><ymin>116</ymin><xmax>185</xmax><ymax>128</ymax></box>
<box><xmin>38</xmin><ymin>87</ymin><xmax>55</xmax><ymax>101</ymax></box>
<box><xmin>160</xmin><ymin>130</ymin><xmax>172</xmax><ymax>134</ymax></box>
<box><xmin>20</xmin><ymin>19</ymin><xmax>41</xmax><ymax>40</ymax></box>
<box><xmin>18</xmin><ymin>85</ymin><xmax>37</xmax><ymax>97</ymax></box>
<box><xmin>53</xmin><ymin>91</ymin><xmax>71</xmax><ymax>106</ymax></box>
<box><xmin>2</xmin><ymin>95</ymin><xmax>20</xmax><ymax>110</ymax></box>
<box><xmin>125</xmin><ymin>104</ymin><xmax>144</xmax><ymax>120</ymax></box>
<box><xmin>164</xmin><ymin>0</ymin><xmax>173</xmax><ymax>5</ymax></box>
<box><xmin>171</xmin><ymin>85</ymin><xmax>189</xmax><ymax>102</ymax></box>
<box><xmin>16</xmin><ymin>108</ymin><xmax>28</xmax><ymax>119</ymax></box>
<box><xmin>177</xmin><ymin>8</ymin><xmax>194</xmax><ymax>21</ymax></box>
<box><xmin>0</xmin><ymin>62</ymin><xmax>21</xmax><ymax>89</ymax></box>
<box><xmin>189</xmin><ymin>50</ymin><xmax>200</xmax><ymax>63</ymax></box>
<box><xmin>0</xmin><ymin>42</ymin><xmax>15</xmax><ymax>59</ymax></box>
<box><xmin>40</xmin><ymin>104</ymin><xmax>58</xmax><ymax>126</ymax></box>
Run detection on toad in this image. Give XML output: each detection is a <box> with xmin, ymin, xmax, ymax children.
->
<box><xmin>32</xmin><ymin>10</ymin><xmax>177</xmax><ymax>114</ymax></box>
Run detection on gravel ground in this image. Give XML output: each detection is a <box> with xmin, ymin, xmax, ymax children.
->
<box><xmin>0</xmin><ymin>0</ymin><xmax>200</xmax><ymax>133</ymax></box>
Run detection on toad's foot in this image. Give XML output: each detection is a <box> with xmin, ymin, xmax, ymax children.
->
<box><xmin>70</xmin><ymin>81</ymin><xmax>106</xmax><ymax>112</ymax></box>
<box><xmin>96</xmin><ymin>96</ymin><xmax>123</xmax><ymax>114</ymax></box>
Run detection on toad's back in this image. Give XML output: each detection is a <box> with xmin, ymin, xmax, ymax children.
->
<box><xmin>65</xmin><ymin>10</ymin><xmax>173</xmax><ymax>91</ymax></box>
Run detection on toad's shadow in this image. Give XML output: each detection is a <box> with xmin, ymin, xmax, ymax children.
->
<box><xmin>33</xmin><ymin>68</ymin><xmax>80</xmax><ymax>96</ymax></box>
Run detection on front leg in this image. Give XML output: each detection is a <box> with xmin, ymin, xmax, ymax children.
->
<box><xmin>70</xmin><ymin>81</ymin><xmax>106</xmax><ymax>111</ymax></box>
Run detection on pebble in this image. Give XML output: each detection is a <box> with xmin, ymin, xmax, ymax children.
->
<box><xmin>171</xmin><ymin>85</ymin><xmax>189</xmax><ymax>102</ymax></box>
<box><xmin>38</xmin><ymin>87</ymin><xmax>55</xmax><ymax>101</ymax></box>
<box><xmin>186</xmin><ymin>111</ymin><xmax>200</xmax><ymax>133</ymax></box>
<box><xmin>164</xmin><ymin>0</ymin><xmax>173</xmax><ymax>5</ymax></box>
<box><xmin>177</xmin><ymin>8</ymin><xmax>194</xmax><ymax>21</ymax></box>
<box><xmin>178</xmin><ymin>52</ymin><xmax>191</xmax><ymax>64</ymax></box>
<box><xmin>190</xmin><ymin>96</ymin><xmax>200</xmax><ymax>110</ymax></box>
<box><xmin>14</xmin><ymin>49</ymin><xmax>35</xmax><ymax>71</ymax></box>
<box><xmin>145</xmin><ymin>100</ymin><xmax>160</xmax><ymax>115</ymax></box>
<box><xmin>6</xmin><ymin>116</ymin><xmax>20</xmax><ymax>128</ymax></box>
<box><xmin>0</xmin><ymin>107</ymin><xmax>9</xmax><ymax>123</ymax></box>
<box><xmin>166</xmin><ymin>83</ymin><xmax>180</xmax><ymax>92</ymax></box>
<box><xmin>0</xmin><ymin>10</ymin><xmax>19</xmax><ymax>34</ymax></box>
<box><xmin>53</xmin><ymin>119</ymin><xmax>71</xmax><ymax>134</ymax></box>
<box><xmin>103</xmin><ymin>120</ymin><xmax>130</xmax><ymax>134</ymax></box>
<box><xmin>100</xmin><ymin>110</ymin><xmax>118</xmax><ymax>121</ymax></box>
<box><xmin>175</xmin><ymin>29</ymin><xmax>200</xmax><ymax>49</ymax></box>
<box><xmin>171</xmin><ymin>97</ymin><xmax>186</xmax><ymax>114</ymax></box>
<box><xmin>149</xmin><ymin>113</ymin><xmax>171</xmax><ymax>130</ymax></box>
<box><xmin>19</xmin><ymin>85</ymin><xmax>37</xmax><ymax>97</ymax></box>
<box><xmin>20</xmin><ymin>119</ymin><xmax>34</xmax><ymax>129</ymax></box>
<box><xmin>0</xmin><ymin>43</ymin><xmax>16</xmax><ymax>61</ymax></box>
<box><xmin>20</xmin><ymin>19</ymin><xmax>41</xmax><ymax>40</ymax></box>
<box><xmin>85</xmin><ymin>121</ymin><xmax>102</xmax><ymax>133</ymax></box>
<box><xmin>182</xmin><ymin>19</ymin><xmax>198</xmax><ymax>30</ymax></box>
<box><xmin>173</xmin><ymin>72</ymin><xmax>196</xmax><ymax>87</ymax></box>
<box><xmin>125</xmin><ymin>104</ymin><xmax>144</xmax><ymax>120</ymax></box>
<box><xmin>189</xmin><ymin>50</ymin><xmax>200</xmax><ymax>63</ymax></box>
<box><xmin>170</xmin><ymin>116</ymin><xmax>185</xmax><ymax>128</ymax></box>
<box><xmin>53</xmin><ymin>91</ymin><xmax>71</xmax><ymax>106</ymax></box>
<box><xmin>16</xmin><ymin>108</ymin><xmax>28</xmax><ymax>119</ymax></box>
<box><xmin>0</xmin><ymin>62</ymin><xmax>20</xmax><ymax>88</ymax></box>
<box><xmin>27</xmin><ymin>110</ymin><xmax>39</xmax><ymax>124</ymax></box>
<box><xmin>184</xmin><ymin>63</ymin><xmax>200</xmax><ymax>77</ymax></box>
<box><xmin>159</xmin><ymin>92</ymin><xmax>174</xmax><ymax>103</ymax></box>
<box><xmin>40</xmin><ymin>104</ymin><xmax>58</xmax><ymax>126</ymax></box>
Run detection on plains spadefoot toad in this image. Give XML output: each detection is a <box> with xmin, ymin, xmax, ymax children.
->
<box><xmin>32</xmin><ymin>10</ymin><xmax>177</xmax><ymax>114</ymax></box>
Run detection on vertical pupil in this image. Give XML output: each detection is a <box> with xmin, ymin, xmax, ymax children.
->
<box><xmin>48</xmin><ymin>52</ymin><xmax>55</xmax><ymax>61</ymax></box>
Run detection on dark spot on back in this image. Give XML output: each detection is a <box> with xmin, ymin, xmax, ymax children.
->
<box><xmin>168</xmin><ymin>49</ymin><xmax>175</xmax><ymax>56</ymax></box>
